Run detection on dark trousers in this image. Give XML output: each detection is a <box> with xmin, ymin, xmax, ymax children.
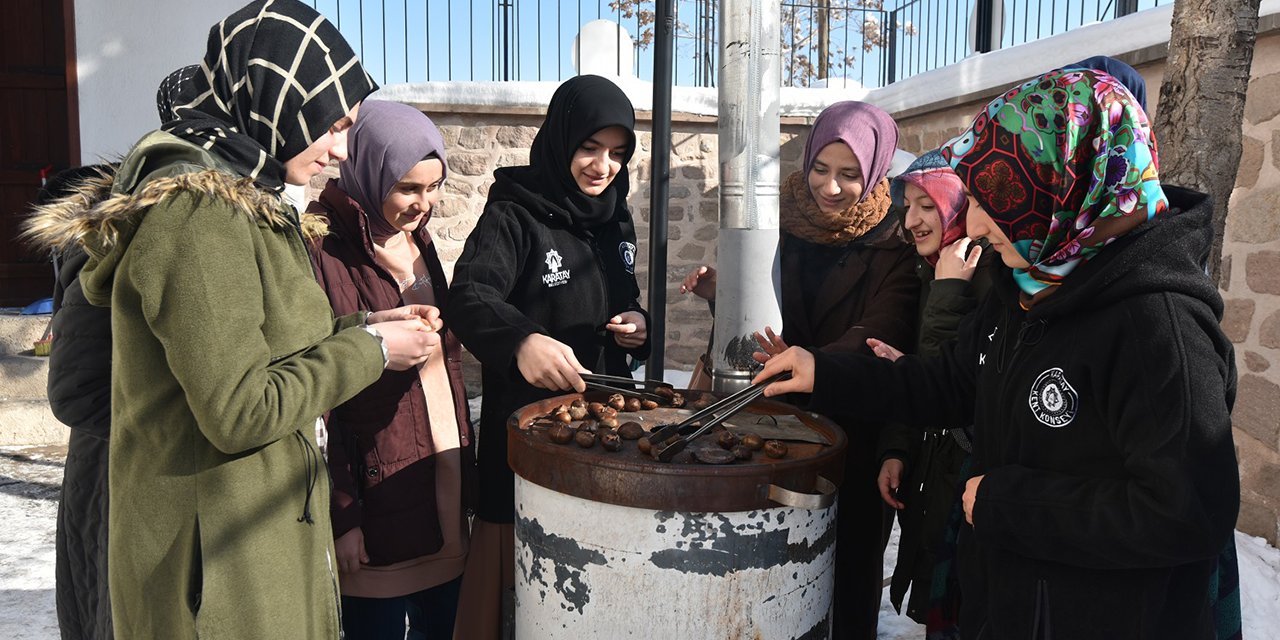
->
<box><xmin>831</xmin><ymin>427</ymin><xmax>890</xmax><ymax>640</ymax></box>
<box><xmin>340</xmin><ymin>577</ymin><xmax>462</xmax><ymax>640</ymax></box>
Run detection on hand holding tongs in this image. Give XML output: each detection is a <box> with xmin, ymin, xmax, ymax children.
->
<box><xmin>579</xmin><ymin>372</ymin><xmax>673</xmax><ymax>403</ymax></box>
<box><xmin>649</xmin><ymin>372</ymin><xmax>790</xmax><ymax>462</ymax></box>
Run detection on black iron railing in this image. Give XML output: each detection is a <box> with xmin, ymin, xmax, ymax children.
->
<box><xmin>303</xmin><ymin>0</ymin><xmax>1167</xmax><ymax>89</ymax></box>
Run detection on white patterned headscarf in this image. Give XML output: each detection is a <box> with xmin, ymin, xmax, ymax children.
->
<box><xmin>161</xmin><ymin>0</ymin><xmax>377</xmax><ymax>190</ymax></box>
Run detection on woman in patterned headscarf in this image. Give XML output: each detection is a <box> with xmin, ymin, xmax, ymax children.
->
<box><xmin>25</xmin><ymin>1</ymin><xmax>440</xmax><ymax>637</ymax></box>
<box><xmin>754</xmin><ymin>68</ymin><xmax>1239</xmax><ymax>639</ymax></box>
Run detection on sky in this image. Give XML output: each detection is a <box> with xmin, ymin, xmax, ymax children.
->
<box><xmin>303</xmin><ymin>0</ymin><xmax>1169</xmax><ymax>89</ymax></box>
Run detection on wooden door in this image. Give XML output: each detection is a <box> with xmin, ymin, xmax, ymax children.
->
<box><xmin>0</xmin><ymin>0</ymin><xmax>79</xmax><ymax>306</ymax></box>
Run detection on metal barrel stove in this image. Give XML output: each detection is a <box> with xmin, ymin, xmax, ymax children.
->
<box><xmin>508</xmin><ymin>389</ymin><xmax>846</xmax><ymax>638</ymax></box>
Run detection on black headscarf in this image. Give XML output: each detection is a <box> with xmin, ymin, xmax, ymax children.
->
<box><xmin>528</xmin><ymin>75</ymin><xmax>636</xmax><ymax>228</ymax></box>
<box><xmin>1065</xmin><ymin>55</ymin><xmax>1147</xmax><ymax>109</ymax></box>
<box><xmin>155</xmin><ymin>65</ymin><xmax>201</xmax><ymax>125</ymax></box>
<box><xmin>161</xmin><ymin>0</ymin><xmax>377</xmax><ymax>190</ymax></box>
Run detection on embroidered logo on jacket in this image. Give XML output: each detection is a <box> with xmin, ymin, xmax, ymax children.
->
<box><xmin>1028</xmin><ymin>367</ymin><xmax>1078</xmax><ymax>428</ymax></box>
<box><xmin>619</xmin><ymin>241</ymin><xmax>637</xmax><ymax>274</ymax></box>
<box><xmin>543</xmin><ymin>249</ymin><xmax>571</xmax><ymax>287</ymax></box>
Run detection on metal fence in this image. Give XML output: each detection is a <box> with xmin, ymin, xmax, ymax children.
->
<box><xmin>303</xmin><ymin>0</ymin><xmax>1168</xmax><ymax>89</ymax></box>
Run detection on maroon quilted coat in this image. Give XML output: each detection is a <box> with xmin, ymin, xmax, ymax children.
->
<box><xmin>307</xmin><ymin>179</ymin><xmax>473</xmax><ymax>566</ymax></box>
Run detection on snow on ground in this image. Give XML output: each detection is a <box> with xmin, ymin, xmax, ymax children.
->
<box><xmin>3</xmin><ymin>432</ymin><xmax>1279</xmax><ymax>638</ymax></box>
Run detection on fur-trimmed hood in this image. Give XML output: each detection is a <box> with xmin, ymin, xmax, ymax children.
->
<box><xmin>23</xmin><ymin>131</ymin><xmax>328</xmax><ymax>305</ymax></box>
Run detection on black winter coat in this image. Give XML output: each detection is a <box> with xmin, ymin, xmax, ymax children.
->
<box><xmin>447</xmin><ymin>167</ymin><xmax>650</xmax><ymax>523</ymax></box>
<box><xmin>49</xmin><ymin>246</ymin><xmax>114</xmax><ymax>640</ymax></box>
<box><xmin>809</xmin><ymin>188</ymin><xmax>1238</xmax><ymax>639</ymax></box>
<box><xmin>877</xmin><ymin>249</ymin><xmax>1000</xmax><ymax>623</ymax></box>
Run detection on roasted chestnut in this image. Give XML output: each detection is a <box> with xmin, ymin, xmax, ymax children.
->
<box><xmin>669</xmin><ymin>392</ymin><xmax>686</xmax><ymax>408</ymax></box>
<box><xmin>548</xmin><ymin>423</ymin><xmax>575</xmax><ymax>444</ymax></box>
<box><xmin>575</xmin><ymin>430</ymin><xmax>597</xmax><ymax>448</ymax></box>
<box><xmin>640</xmin><ymin>399</ymin><xmax>660</xmax><ymax>410</ymax></box>
<box><xmin>568</xmin><ymin>404</ymin><xmax>589</xmax><ymax>420</ymax></box>
<box><xmin>731</xmin><ymin>444</ymin><xmax>753</xmax><ymax>461</ymax></box>
<box><xmin>689</xmin><ymin>396</ymin><xmax>714</xmax><ymax>410</ymax></box>
<box><xmin>654</xmin><ymin>386</ymin><xmax>676</xmax><ymax>400</ymax></box>
<box><xmin>637</xmin><ymin>436</ymin><xmax>653</xmax><ymax>455</ymax></box>
<box><xmin>607</xmin><ymin>393</ymin><xmax>626</xmax><ymax>411</ymax></box>
<box><xmin>553</xmin><ymin>409</ymin><xmax>573</xmax><ymax>424</ymax></box>
<box><xmin>617</xmin><ymin>421</ymin><xmax>645</xmax><ymax>440</ymax></box>
<box><xmin>763</xmin><ymin>440</ymin><xmax>788</xmax><ymax>459</ymax></box>
<box><xmin>624</xmin><ymin>397</ymin><xmax>642</xmax><ymax>413</ymax></box>
<box><xmin>571</xmin><ymin>398</ymin><xmax>587</xmax><ymax>409</ymax></box>
<box><xmin>716</xmin><ymin>431</ymin><xmax>740</xmax><ymax>450</ymax></box>
<box><xmin>587</xmin><ymin>402</ymin><xmax>607</xmax><ymax>419</ymax></box>
<box><xmin>740</xmin><ymin>433</ymin><xmax>764</xmax><ymax>451</ymax></box>
<box><xmin>598</xmin><ymin>416</ymin><xmax>620</xmax><ymax>429</ymax></box>
<box><xmin>577</xmin><ymin>419</ymin><xmax>598</xmax><ymax>433</ymax></box>
<box><xmin>694</xmin><ymin>447</ymin><xmax>736</xmax><ymax>465</ymax></box>
<box><xmin>598</xmin><ymin>406</ymin><xmax>618</xmax><ymax>420</ymax></box>
<box><xmin>599</xmin><ymin>431</ymin><xmax>622</xmax><ymax>451</ymax></box>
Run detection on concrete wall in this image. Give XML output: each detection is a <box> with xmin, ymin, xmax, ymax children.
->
<box><xmin>73</xmin><ymin>0</ymin><xmax>244</xmax><ymax>164</ymax></box>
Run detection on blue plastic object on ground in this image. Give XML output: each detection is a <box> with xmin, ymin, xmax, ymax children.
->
<box><xmin>20</xmin><ymin>298</ymin><xmax>53</xmax><ymax>315</ymax></box>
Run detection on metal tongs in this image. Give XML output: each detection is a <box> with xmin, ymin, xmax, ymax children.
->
<box><xmin>579</xmin><ymin>372</ymin><xmax>674</xmax><ymax>403</ymax></box>
<box><xmin>649</xmin><ymin>372</ymin><xmax>790</xmax><ymax>462</ymax></box>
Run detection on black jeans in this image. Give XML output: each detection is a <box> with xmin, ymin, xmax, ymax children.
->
<box><xmin>340</xmin><ymin>576</ymin><xmax>462</xmax><ymax>640</ymax></box>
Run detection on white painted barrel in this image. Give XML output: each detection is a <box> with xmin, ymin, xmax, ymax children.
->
<box><xmin>513</xmin><ymin>475</ymin><xmax>838</xmax><ymax>638</ymax></box>
<box><xmin>508</xmin><ymin>391</ymin><xmax>846</xmax><ymax>638</ymax></box>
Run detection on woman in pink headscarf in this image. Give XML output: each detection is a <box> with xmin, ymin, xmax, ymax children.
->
<box><xmin>682</xmin><ymin>101</ymin><xmax>919</xmax><ymax>640</ymax></box>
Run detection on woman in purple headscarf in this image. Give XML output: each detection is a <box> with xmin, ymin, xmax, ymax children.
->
<box><xmin>307</xmin><ymin>99</ymin><xmax>473</xmax><ymax>639</ymax></box>
<box><xmin>679</xmin><ymin>101</ymin><xmax>919</xmax><ymax>639</ymax></box>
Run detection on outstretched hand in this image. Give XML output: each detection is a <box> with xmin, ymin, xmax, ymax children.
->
<box><xmin>751</xmin><ymin>346</ymin><xmax>816</xmax><ymax>396</ymax></box>
<box><xmin>605</xmin><ymin>311</ymin><xmax>648</xmax><ymax>349</ymax></box>
<box><xmin>753</xmin><ymin>326</ymin><xmax>789</xmax><ymax>356</ymax></box>
<box><xmin>679</xmin><ymin>265</ymin><xmax>717</xmax><ymax>301</ymax></box>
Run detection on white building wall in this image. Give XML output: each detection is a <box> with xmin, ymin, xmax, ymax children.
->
<box><xmin>73</xmin><ymin>0</ymin><xmax>244</xmax><ymax>164</ymax></box>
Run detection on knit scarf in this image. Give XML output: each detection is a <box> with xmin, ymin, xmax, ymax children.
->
<box><xmin>780</xmin><ymin>171</ymin><xmax>892</xmax><ymax>246</ymax></box>
<box><xmin>161</xmin><ymin>0</ymin><xmax>376</xmax><ymax>191</ymax></box>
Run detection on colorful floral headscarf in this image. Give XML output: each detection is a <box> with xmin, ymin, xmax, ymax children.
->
<box><xmin>891</xmin><ymin>150</ymin><xmax>969</xmax><ymax>267</ymax></box>
<box><xmin>941</xmin><ymin>68</ymin><xmax>1168</xmax><ymax>297</ymax></box>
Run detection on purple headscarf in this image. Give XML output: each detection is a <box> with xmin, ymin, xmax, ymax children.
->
<box><xmin>338</xmin><ymin>100</ymin><xmax>447</xmax><ymax>237</ymax></box>
<box><xmin>802</xmin><ymin>101</ymin><xmax>899</xmax><ymax>205</ymax></box>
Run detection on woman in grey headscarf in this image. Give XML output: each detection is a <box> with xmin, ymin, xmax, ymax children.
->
<box><xmin>307</xmin><ymin>99</ymin><xmax>472</xmax><ymax>639</ymax></box>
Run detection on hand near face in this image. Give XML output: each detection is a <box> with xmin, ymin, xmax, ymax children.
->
<box><xmin>935</xmin><ymin>237</ymin><xmax>983</xmax><ymax>282</ymax></box>
<box><xmin>516</xmin><ymin>334</ymin><xmax>588</xmax><ymax>392</ymax></box>
<box><xmin>606</xmin><ymin>311</ymin><xmax>648</xmax><ymax>349</ymax></box>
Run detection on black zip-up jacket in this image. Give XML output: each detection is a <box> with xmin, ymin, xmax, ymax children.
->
<box><xmin>447</xmin><ymin>166</ymin><xmax>650</xmax><ymax>523</ymax></box>
<box><xmin>808</xmin><ymin>187</ymin><xmax>1238</xmax><ymax>639</ymax></box>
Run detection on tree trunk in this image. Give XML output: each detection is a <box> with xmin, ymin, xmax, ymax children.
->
<box><xmin>1153</xmin><ymin>0</ymin><xmax>1261</xmax><ymax>285</ymax></box>
<box><xmin>816</xmin><ymin>0</ymin><xmax>830</xmax><ymax>81</ymax></box>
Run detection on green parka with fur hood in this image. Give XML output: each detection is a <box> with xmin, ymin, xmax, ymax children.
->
<box><xmin>26</xmin><ymin>131</ymin><xmax>386</xmax><ymax>639</ymax></box>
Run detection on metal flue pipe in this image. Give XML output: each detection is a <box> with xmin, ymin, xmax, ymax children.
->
<box><xmin>712</xmin><ymin>0</ymin><xmax>783</xmax><ymax>392</ymax></box>
<box><xmin>646</xmin><ymin>0</ymin><xmax>676</xmax><ymax>384</ymax></box>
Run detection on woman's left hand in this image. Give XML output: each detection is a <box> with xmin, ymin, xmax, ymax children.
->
<box><xmin>606</xmin><ymin>311</ymin><xmax>648</xmax><ymax>348</ymax></box>
<box><xmin>369</xmin><ymin>304</ymin><xmax>443</xmax><ymax>332</ymax></box>
<box><xmin>752</xmin><ymin>326</ymin><xmax>789</xmax><ymax>356</ymax></box>
<box><xmin>963</xmin><ymin>474</ymin><xmax>985</xmax><ymax>525</ymax></box>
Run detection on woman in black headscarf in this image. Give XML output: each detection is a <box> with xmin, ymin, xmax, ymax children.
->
<box><xmin>448</xmin><ymin>75</ymin><xmax>650</xmax><ymax>639</ymax></box>
<box><xmin>25</xmin><ymin>1</ymin><xmax>439</xmax><ymax>637</ymax></box>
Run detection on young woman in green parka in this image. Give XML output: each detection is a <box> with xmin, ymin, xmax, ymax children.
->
<box><xmin>24</xmin><ymin>1</ymin><xmax>439</xmax><ymax>638</ymax></box>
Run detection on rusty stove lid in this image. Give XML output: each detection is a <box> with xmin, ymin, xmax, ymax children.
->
<box><xmin>507</xmin><ymin>389</ymin><xmax>847</xmax><ymax>512</ymax></box>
